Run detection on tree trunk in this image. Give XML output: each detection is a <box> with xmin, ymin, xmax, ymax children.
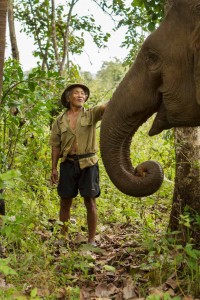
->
<box><xmin>169</xmin><ymin>128</ymin><xmax>200</xmax><ymax>245</ymax></box>
<box><xmin>8</xmin><ymin>0</ymin><xmax>19</xmax><ymax>61</ymax></box>
<box><xmin>0</xmin><ymin>0</ymin><xmax>8</xmax><ymax>216</ymax></box>
<box><xmin>164</xmin><ymin>0</ymin><xmax>200</xmax><ymax>247</ymax></box>
<box><xmin>0</xmin><ymin>0</ymin><xmax>8</xmax><ymax>95</ymax></box>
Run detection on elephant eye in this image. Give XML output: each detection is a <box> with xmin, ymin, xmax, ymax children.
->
<box><xmin>146</xmin><ymin>51</ymin><xmax>161</xmax><ymax>70</ymax></box>
<box><xmin>146</xmin><ymin>53</ymin><xmax>158</xmax><ymax>63</ymax></box>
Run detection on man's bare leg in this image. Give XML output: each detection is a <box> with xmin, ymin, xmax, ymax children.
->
<box><xmin>59</xmin><ymin>198</ymin><xmax>73</xmax><ymax>236</ymax></box>
<box><xmin>84</xmin><ymin>197</ymin><xmax>97</xmax><ymax>244</ymax></box>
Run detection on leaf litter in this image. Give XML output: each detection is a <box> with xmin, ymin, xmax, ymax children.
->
<box><xmin>49</xmin><ymin>222</ymin><xmax>196</xmax><ymax>300</ymax></box>
<box><xmin>1</xmin><ymin>220</ymin><xmax>199</xmax><ymax>299</ymax></box>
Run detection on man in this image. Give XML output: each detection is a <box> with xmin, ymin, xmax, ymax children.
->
<box><xmin>50</xmin><ymin>83</ymin><xmax>108</xmax><ymax>246</ymax></box>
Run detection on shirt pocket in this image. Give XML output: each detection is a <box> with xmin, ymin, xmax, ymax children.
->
<box><xmin>81</xmin><ymin>116</ymin><xmax>92</xmax><ymax>127</ymax></box>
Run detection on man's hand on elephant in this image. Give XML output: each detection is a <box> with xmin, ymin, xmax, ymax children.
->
<box><xmin>51</xmin><ymin>169</ymin><xmax>58</xmax><ymax>184</ymax></box>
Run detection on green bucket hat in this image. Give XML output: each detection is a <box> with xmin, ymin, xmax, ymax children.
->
<box><xmin>61</xmin><ymin>83</ymin><xmax>90</xmax><ymax>107</ymax></box>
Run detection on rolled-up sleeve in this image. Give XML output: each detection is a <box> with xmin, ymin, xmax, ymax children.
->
<box><xmin>49</xmin><ymin>119</ymin><xmax>61</xmax><ymax>147</ymax></box>
<box><xmin>92</xmin><ymin>105</ymin><xmax>104</xmax><ymax>123</ymax></box>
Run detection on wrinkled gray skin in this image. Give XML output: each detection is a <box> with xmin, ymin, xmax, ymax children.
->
<box><xmin>100</xmin><ymin>0</ymin><xmax>200</xmax><ymax>197</ymax></box>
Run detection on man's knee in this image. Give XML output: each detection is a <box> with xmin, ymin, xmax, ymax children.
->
<box><xmin>60</xmin><ymin>198</ymin><xmax>73</xmax><ymax>208</ymax></box>
<box><xmin>84</xmin><ymin>197</ymin><xmax>96</xmax><ymax>210</ymax></box>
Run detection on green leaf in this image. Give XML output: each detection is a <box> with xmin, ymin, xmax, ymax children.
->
<box><xmin>30</xmin><ymin>287</ymin><xmax>38</xmax><ymax>298</ymax></box>
<box><xmin>0</xmin><ymin>259</ymin><xmax>18</xmax><ymax>276</ymax></box>
<box><xmin>148</xmin><ymin>22</ymin><xmax>156</xmax><ymax>32</ymax></box>
<box><xmin>133</xmin><ymin>0</ymin><xmax>143</xmax><ymax>7</ymax></box>
<box><xmin>103</xmin><ymin>265</ymin><xmax>116</xmax><ymax>272</ymax></box>
<box><xmin>17</xmin><ymin>88</ymin><xmax>30</xmax><ymax>95</ymax></box>
<box><xmin>0</xmin><ymin>265</ymin><xmax>17</xmax><ymax>275</ymax></box>
<box><xmin>17</xmin><ymin>65</ymin><xmax>24</xmax><ymax>80</ymax></box>
<box><xmin>0</xmin><ymin>170</ymin><xmax>21</xmax><ymax>181</ymax></box>
<box><xmin>28</xmin><ymin>81</ymin><xmax>36</xmax><ymax>92</ymax></box>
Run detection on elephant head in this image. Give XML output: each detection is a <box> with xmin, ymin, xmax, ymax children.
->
<box><xmin>100</xmin><ymin>0</ymin><xmax>200</xmax><ymax>197</ymax></box>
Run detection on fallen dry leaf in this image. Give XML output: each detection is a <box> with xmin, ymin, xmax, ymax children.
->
<box><xmin>183</xmin><ymin>296</ymin><xmax>194</xmax><ymax>300</ymax></box>
<box><xmin>95</xmin><ymin>282</ymin><xmax>118</xmax><ymax>298</ymax></box>
<box><xmin>148</xmin><ymin>287</ymin><xmax>164</xmax><ymax>297</ymax></box>
<box><xmin>166</xmin><ymin>276</ymin><xmax>179</xmax><ymax>290</ymax></box>
<box><xmin>123</xmin><ymin>276</ymin><xmax>137</xmax><ymax>299</ymax></box>
<box><xmin>0</xmin><ymin>277</ymin><xmax>6</xmax><ymax>288</ymax></box>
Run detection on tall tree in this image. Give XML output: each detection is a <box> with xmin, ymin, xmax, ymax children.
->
<box><xmin>0</xmin><ymin>0</ymin><xmax>8</xmax><ymax>95</ymax></box>
<box><xmin>162</xmin><ymin>0</ymin><xmax>200</xmax><ymax>245</ymax></box>
<box><xmin>0</xmin><ymin>0</ymin><xmax>8</xmax><ymax>215</ymax></box>
<box><xmin>169</xmin><ymin>128</ymin><xmax>200</xmax><ymax>244</ymax></box>
<box><xmin>8</xmin><ymin>0</ymin><xmax>19</xmax><ymax>61</ymax></box>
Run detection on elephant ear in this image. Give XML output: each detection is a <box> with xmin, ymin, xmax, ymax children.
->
<box><xmin>194</xmin><ymin>48</ymin><xmax>200</xmax><ymax>105</ymax></box>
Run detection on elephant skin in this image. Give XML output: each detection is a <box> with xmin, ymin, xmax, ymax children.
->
<box><xmin>100</xmin><ymin>0</ymin><xmax>200</xmax><ymax>197</ymax></box>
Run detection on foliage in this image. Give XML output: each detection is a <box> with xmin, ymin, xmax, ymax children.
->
<box><xmin>0</xmin><ymin>52</ymin><xmax>198</xmax><ymax>299</ymax></box>
<box><xmin>83</xmin><ymin>58</ymin><xmax>128</xmax><ymax>107</ymax></box>
<box><xmin>0</xmin><ymin>170</ymin><xmax>21</xmax><ymax>191</ymax></box>
<box><xmin>1</xmin><ymin>1</ymin><xmax>199</xmax><ymax>298</ymax></box>
<box><xmin>0</xmin><ymin>59</ymin><xmax>64</xmax><ymax>173</ymax></box>
<box><xmin>111</xmin><ymin>0</ymin><xmax>165</xmax><ymax>64</ymax></box>
<box><xmin>14</xmin><ymin>0</ymin><xmax>111</xmax><ymax>72</ymax></box>
<box><xmin>13</xmin><ymin>0</ymin><xmax>165</xmax><ymax>69</ymax></box>
<box><xmin>96</xmin><ymin>58</ymin><xmax>127</xmax><ymax>88</ymax></box>
<box><xmin>0</xmin><ymin>57</ymin><xmax>176</xmax><ymax>299</ymax></box>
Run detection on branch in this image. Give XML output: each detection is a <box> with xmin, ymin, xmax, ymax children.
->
<box><xmin>92</xmin><ymin>0</ymin><xmax>116</xmax><ymax>23</ymax></box>
<box><xmin>0</xmin><ymin>80</ymin><xmax>27</xmax><ymax>106</ymax></box>
<box><xmin>8</xmin><ymin>0</ymin><xmax>20</xmax><ymax>61</ymax></box>
<box><xmin>60</xmin><ymin>0</ymin><xmax>79</xmax><ymax>74</ymax></box>
<box><xmin>0</xmin><ymin>0</ymin><xmax>8</xmax><ymax>95</ymax></box>
<box><xmin>51</xmin><ymin>0</ymin><xmax>61</xmax><ymax>69</ymax></box>
<box><xmin>28</xmin><ymin>0</ymin><xmax>50</xmax><ymax>70</ymax></box>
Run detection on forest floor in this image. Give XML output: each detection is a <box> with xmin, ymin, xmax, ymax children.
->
<box><xmin>46</xmin><ymin>222</ymin><xmax>193</xmax><ymax>300</ymax></box>
<box><xmin>1</xmin><ymin>219</ymin><xmax>199</xmax><ymax>300</ymax></box>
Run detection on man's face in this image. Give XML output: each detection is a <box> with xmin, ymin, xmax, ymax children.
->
<box><xmin>68</xmin><ymin>87</ymin><xmax>87</xmax><ymax>108</ymax></box>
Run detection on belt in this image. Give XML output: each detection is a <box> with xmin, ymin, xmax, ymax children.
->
<box><xmin>67</xmin><ymin>153</ymin><xmax>95</xmax><ymax>160</ymax></box>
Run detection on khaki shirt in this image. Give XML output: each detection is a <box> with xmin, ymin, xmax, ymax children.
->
<box><xmin>50</xmin><ymin>105</ymin><xmax>103</xmax><ymax>169</ymax></box>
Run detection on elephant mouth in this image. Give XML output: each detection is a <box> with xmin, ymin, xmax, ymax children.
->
<box><xmin>149</xmin><ymin>93</ymin><xmax>172</xmax><ymax>136</ymax></box>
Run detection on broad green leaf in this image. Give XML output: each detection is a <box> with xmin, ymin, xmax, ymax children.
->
<box><xmin>148</xmin><ymin>22</ymin><xmax>156</xmax><ymax>32</ymax></box>
<box><xmin>103</xmin><ymin>265</ymin><xmax>116</xmax><ymax>272</ymax></box>
<box><xmin>30</xmin><ymin>288</ymin><xmax>38</xmax><ymax>298</ymax></box>
<box><xmin>28</xmin><ymin>81</ymin><xmax>36</xmax><ymax>92</ymax></box>
<box><xmin>0</xmin><ymin>259</ymin><xmax>17</xmax><ymax>276</ymax></box>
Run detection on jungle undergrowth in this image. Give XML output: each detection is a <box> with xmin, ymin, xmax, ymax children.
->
<box><xmin>1</xmin><ymin>124</ymin><xmax>199</xmax><ymax>299</ymax></box>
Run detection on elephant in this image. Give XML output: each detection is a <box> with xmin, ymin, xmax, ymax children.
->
<box><xmin>100</xmin><ymin>0</ymin><xmax>200</xmax><ymax>197</ymax></box>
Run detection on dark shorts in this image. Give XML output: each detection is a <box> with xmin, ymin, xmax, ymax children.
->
<box><xmin>57</xmin><ymin>160</ymin><xmax>100</xmax><ymax>199</ymax></box>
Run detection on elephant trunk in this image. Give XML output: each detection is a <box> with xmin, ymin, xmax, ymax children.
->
<box><xmin>100</xmin><ymin>68</ymin><xmax>164</xmax><ymax>197</ymax></box>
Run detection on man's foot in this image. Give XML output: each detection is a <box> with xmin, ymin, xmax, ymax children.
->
<box><xmin>88</xmin><ymin>240</ymin><xmax>97</xmax><ymax>247</ymax></box>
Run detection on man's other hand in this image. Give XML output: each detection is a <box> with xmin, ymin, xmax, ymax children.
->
<box><xmin>51</xmin><ymin>169</ymin><xmax>58</xmax><ymax>184</ymax></box>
